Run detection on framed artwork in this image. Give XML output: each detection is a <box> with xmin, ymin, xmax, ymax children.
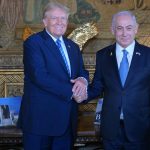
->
<box><xmin>94</xmin><ymin>98</ymin><xmax>103</xmax><ymax>125</ymax></box>
<box><xmin>4</xmin><ymin>82</ymin><xmax>23</xmax><ymax>97</ymax></box>
<box><xmin>0</xmin><ymin>96</ymin><xmax>22</xmax><ymax>127</ymax></box>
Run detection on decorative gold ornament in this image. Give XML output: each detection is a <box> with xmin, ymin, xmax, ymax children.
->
<box><xmin>68</xmin><ymin>22</ymin><xmax>98</xmax><ymax>50</ymax></box>
<box><xmin>22</xmin><ymin>22</ymin><xmax>98</xmax><ymax>51</ymax></box>
<box><xmin>22</xmin><ymin>27</ymin><xmax>35</xmax><ymax>41</ymax></box>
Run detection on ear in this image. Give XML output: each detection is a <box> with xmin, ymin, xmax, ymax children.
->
<box><xmin>42</xmin><ymin>18</ymin><xmax>47</xmax><ymax>27</ymax></box>
<box><xmin>110</xmin><ymin>26</ymin><xmax>114</xmax><ymax>35</ymax></box>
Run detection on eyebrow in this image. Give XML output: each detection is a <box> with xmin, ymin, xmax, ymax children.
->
<box><xmin>116</xmin><ymin>25</ymin><xmax>134</xmax><ymax>28</ymax></box>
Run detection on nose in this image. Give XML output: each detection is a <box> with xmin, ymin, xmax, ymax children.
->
<box><xmin>56</xmin><ymin>18</ymin><xmax>63</xmax><ymax>24</ymax></box>
<box><xmin>122</xmin><ymin>29</ymin><xmax>127</xmax><ymax>36</ymax></box>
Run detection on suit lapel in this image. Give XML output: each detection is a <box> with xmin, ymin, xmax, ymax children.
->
<box><xmin>124</xmin><ymin>42</ymin><xmax>143</xmax><ymax>87</ymax></box>
<box><xmin>63</xmin><ymin>38</ymin><xmax>75</xmax><ymax>78</ymax></box>
<box><xmin>41</xmin><ymin>30</ymin><xmax>70</xmax><ymax>76</ymax></box>
<box><xmin>108</xmin><ymin>44</ymin><xmax>122</xmax><ymax>86</ymax></box>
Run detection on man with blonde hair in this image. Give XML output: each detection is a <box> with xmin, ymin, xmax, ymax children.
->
<box><xmin>18</xmin><ymin>1</ymin><xmax>88</xmax><ymax>150</ymax></box>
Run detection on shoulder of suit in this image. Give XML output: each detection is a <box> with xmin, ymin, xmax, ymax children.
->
<box><xmin>24</xmin><ymin>31</ymin><xmax>39</xmax><ymax>40</ymax></box>
<box><xmin>96</xmin><ymin>44</ymin><xmax>115</xmax><ymax>55</ymax></box>
<box><xmin>24</xmin><ymin>31</ymin><xmax>43</xmax><ymax>44</ymax></box>
<box><xmin>137</xmin><ymin>42</ymin><xmax>150</xmax><ymax>49</ymax></box>
<box><xmin>63</xmin><ymin>37</ymin><xmax>79</xmax><ymax>48</ymax></box>
<box><xmin>64</xmin><ymin>37</ymin><xmax>76</xmax><ymax>44</ymax></box>
<box><xmin>135</xmin><ymin>41</ymin><xmax>150</xmax><ymax>54</ymax></box>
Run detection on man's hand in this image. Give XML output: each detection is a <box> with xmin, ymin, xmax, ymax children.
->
<box><xmin>71</xmin><ymin>77</ymin><xmax>88</xmax><ymax>103</ymax></box>
<box><xmin>72</xmin><ymin>90</ymin><xmax>87</xmax><ymax>103</ymax></box>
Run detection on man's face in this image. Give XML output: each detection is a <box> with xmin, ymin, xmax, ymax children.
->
<box><xmin>111</xmin><ymin>15</ymin><xmax>138</xmax><ymax>48</ymax></box>
<box><xmin>43</xmin><ymin>8</ymin><xmax>68</xmax><ymax>38</ymax></box>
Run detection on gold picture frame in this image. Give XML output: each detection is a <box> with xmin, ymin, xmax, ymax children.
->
<box><xmin>4</xmin><ymin>82</ymin><xmax>23</xmax><ymax>97</ymax></box>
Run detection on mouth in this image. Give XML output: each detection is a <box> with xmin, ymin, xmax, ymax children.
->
<box><xmin>55</xmin><ymin>26</ymin><xmax>64</xmax><ymax>31</ymax></box>
<box><xmin>121</xmin><ymin>38</ymin><xmax>129</xmax><ymax>42</ymax></box>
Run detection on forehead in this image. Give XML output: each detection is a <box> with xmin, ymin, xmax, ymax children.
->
<box><xmin>115</xmin><ymin>15</ymin><xmax>134</xmax><ymax>27</ymax></box>
<box><xmin>46</xmin><ymin>8</ymin><xmax>67</xmax><ymax>17</ymax></box>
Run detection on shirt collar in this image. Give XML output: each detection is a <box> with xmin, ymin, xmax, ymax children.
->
<box><xmin>116</xmin><ymin>40</ymin><xmax>135</xmax><ymax>55</ymax></box>
<box><xmin>45</xmin><ymin>29</ymin><xmax>63</xmax><ymax>42</ymax></box>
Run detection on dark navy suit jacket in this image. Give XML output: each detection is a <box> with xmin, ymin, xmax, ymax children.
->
<box><xmin>18</xmin><ymin>29</ymin><xmax>88</xmax><ymax>136</ymax></box>
<box><xmin>88</xmin><ymin>41</ymin><xmax>150</xmax><ymax>142</ymax></box>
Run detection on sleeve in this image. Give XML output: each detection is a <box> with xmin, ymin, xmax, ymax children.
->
<box><xmin>87</xmin><ymin>51</ymin><xmax>104</xmax><ymax>101</ymax></box>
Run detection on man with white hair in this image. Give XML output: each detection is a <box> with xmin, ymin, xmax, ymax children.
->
<box><xmin>77</xmin><ymin>11</ymin><xmax>150</xmax><ymax>150</ymax></box>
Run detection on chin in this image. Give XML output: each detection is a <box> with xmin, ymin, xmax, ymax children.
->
<box><xmin>120</xmin><ymin>42</ymin><xmax>131</xmax><ymax>48</ymax></box>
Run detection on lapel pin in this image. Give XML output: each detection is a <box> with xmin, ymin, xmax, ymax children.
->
<box><xmin>110</xmin><ymin>52</ymin><xmax>113</xmax><ymax>56</ymax></box>
<box><xmin>136</xmin><ymin>52</ymin><xmax>141</xmax><ymax>56</ymax></box>
<box><xmin>68</xmin><ymin>45</ymin><xmax>71</xmax><ymax>48</ymax></box>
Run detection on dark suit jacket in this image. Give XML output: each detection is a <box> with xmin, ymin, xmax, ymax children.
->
<box><xmin>88</xmin><ymin>41</ymin><xmax>150</xmax><ymax>142</ymax></box>
<box><xmin>18</xmin><ymin>29</ymin><xmax>88</xmax><ymax>136</ymax></box>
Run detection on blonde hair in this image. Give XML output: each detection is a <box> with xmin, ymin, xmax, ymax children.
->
<box><xmin>42</xmin><ymin>1</ymin><xmax>70</xmax><ymax>19</ymax></box>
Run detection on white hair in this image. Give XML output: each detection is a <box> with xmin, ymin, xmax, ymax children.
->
<box><xmin>111</xmin><ymin>11</ymin><xmax>137</xmax><ymax>29</ymax></box>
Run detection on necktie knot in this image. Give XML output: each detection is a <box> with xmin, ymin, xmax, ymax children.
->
<box><xmin>122</xmin><ymin>49</ymin><xmax>128</xmax><ymax>57</ymax></box>
<box><xmin>56</xmin><ymin>39</ymin><xmax>61</xmax><ymax>49</ymax></box>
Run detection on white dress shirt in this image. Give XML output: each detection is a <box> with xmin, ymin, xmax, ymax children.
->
<box><xmin>116</xmin><ymin>40</ymin><xmax>135</xmax><ymax>69</ymax></box>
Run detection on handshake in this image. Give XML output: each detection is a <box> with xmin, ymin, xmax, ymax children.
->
<box><xmin>70</xmin><ymin>77</ymin><xmax>88</xmax><ymax>103</ymax></box>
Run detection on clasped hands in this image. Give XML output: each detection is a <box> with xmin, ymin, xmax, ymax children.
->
<box><xmin>70</xmin><ymin>77</ymin><xmax>88</xmax><ymax>103</ymax></box>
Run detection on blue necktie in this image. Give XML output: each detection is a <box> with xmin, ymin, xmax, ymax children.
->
<box><xmin>119</xmin><ymin>50</ymin><xmax>129</xmax><ymax>86</ymax></box>
<box><xmin>56</xmin><ymin>39</ymin><xmax>71</xmax><ymax>76</ymax></box>
<box><xmin>119</xmin><ymin>50</ymin><xmax>129</xmax><ymax>119</ymax></box>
